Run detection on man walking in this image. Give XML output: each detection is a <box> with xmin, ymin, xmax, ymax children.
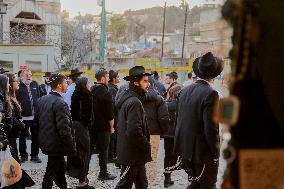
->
<box><xmin>16</xmin><ymin>69</ymin><xmax>41</xmax><ymax>163</ymax></box>
<box><xmin>115</xmin><ymin>66</ymin><xmax>152</xmax><ymax>189</ymax></box>
<box><xmin>91</xmin><ymin>68</ymin><xmax>116</xmax><ymax>180</ymax></box>
<box><xmin>34</xmin><ymin>73</ymin><xmax>75</xmax><ymax>189</ymax></box>
<box><xmin>174</xmin><ymin>52</ymin><xmax>223</xmax><ymax>189</ymax></box>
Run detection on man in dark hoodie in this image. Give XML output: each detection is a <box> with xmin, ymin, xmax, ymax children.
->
<box><xmin>115</xmin><ymin>66</ymin><xmax>152</xmax><ymax>189</ymax></box>
<box><xmin>91</xmin><ymin>68</ymin><xmax>116</xmax><ymax>180</ymax></box>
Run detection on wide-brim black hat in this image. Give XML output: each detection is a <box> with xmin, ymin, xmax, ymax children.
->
<box><xmin>43</xmin><ymin>72</ymin><xmax>52</xmax><ymax>77</ymax></box>
<box><xmin>124</xmin><ymin>66</ymin><xmax>152</xmax><ymax>81</ymax></box>
<box><xmin>68</xmin><ymin>69</ymin><xmax>83</xmax><ymax>77</ymax></box>
<box><xmin>192</xmin><ymin>52</ymin><xmax>223</xmax><ymax>79</ymax></box>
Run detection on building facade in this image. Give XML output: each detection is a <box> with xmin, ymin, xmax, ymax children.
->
<box><xmin>0</xmin><ymin>0</ymin><xmax>61</xmax><ymax>72</ymax></box>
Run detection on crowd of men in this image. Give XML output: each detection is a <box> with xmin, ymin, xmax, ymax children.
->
<box><xmin>0</xmin><ymin>52</ymin><xmax>223</xmax><ymax>189</ymax></box>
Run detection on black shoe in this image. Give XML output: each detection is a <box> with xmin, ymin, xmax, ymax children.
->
<box><xmin>164</xmin><ymin>173</ymin><xmax>174</xmax><ymax>188</ymax></box>
<box><xmin>20</xmin><ymin>156</ymin><xmax>28</xmax><ymax>163</ymax></box>
<box><xmin>76</xmin><ymin>184</ymin><xmax>95</xmax><ymax>189</ymax></box>
<box><xmin>31</xmin><ymin>156</ymin><xmax>42</xmax><ymax>163</ymax></box>
<box><xmin>115</xmin><ymin>162</ymin><xmax>121</xmax><ymax>169</ymax></box>
<box><xmin>98</xmin><ymin>172</ymin><xmax>116</xmax><ymax>181</ymax></box>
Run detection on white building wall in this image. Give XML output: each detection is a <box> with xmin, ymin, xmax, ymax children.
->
<box><xmin>0</xmin><ymin>45</ymin><xmax>56</xmax><ymax>72</ymax></box>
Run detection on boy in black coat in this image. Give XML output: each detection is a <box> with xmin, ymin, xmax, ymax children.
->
<box><xmin>174</xmin><ymin>52</ymin><xmax>223</xmax><ymax>189</ymax></box>
<box><xmin>115</xmin><ymin>66</ymin><xmax>152</xmax><ymax>189</ymax></box>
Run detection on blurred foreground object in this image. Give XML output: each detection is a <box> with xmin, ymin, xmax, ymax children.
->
<box><xmin>221</xmin><ymin>0</ymin><xmax>284</xmax><ymax>188</ymax></box>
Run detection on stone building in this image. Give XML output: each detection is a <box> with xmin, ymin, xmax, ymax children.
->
<box><xmin>0</xmin><ymin>0</ymin><xmax>61</xmax><ymax>72</ymax></box>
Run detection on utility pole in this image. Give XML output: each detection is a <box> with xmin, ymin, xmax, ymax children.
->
<box><xmin>181</xmin><ymin>4</ymin><xmax>188</xmax><ymax>60</ymax></box>
<box><xmin>99</xmin><ymin>0</ymin><xmax>106</xmax><ymax>63</ymax></box>
<box><xmin>161</xmin><ymin>2</ymin><xmax>166</xmax><ymax>59</ymax></box>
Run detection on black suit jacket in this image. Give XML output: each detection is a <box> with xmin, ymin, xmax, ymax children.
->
<box><xmin>174</xmin><ymin>80</ymin><xmax>220</xmax><ymax>163</ymax></box>
<box><xmin>16</xmin><ymin>81</ymin><xmax>40</xmax><ymax>117</ymax></box>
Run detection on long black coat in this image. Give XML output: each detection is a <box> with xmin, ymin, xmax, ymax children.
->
<box><xmin>34</xmin><ymin>92</ymin><xmax>75</xmax><ymax>156</ymax></box>
<box><xmin>143</xmin><ymin>88</ymin><xmax>169</xmax><ymax>135</ymax></box>
<box><xmin>174</xmin><ymin>80</ymin><xmax>220</xmax><ymax>163</ymax></box>
<box><xmin>115</xmin><ymin>89</ymin><xmax>151</xmax><ymax>165</ymax></box>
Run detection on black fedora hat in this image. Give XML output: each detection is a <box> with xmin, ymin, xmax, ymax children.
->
<box><xmin>192</xmin><ymin>52</ymin><xmax>223</xmax><ymax>79</ymax></box>
<box><xmin>68</xmin><ymin>68</ymin><xmax>83</xmax><ymax>78</ymax></box>
<box><xmin>43</xmin><ymin>72</ymin><xmax>52</xmax><ymax>77</ymax></box>
<box><xmin>124</xmin><ymin>66</ymin><xmax>152</xmax><ymax>81</ymax></box>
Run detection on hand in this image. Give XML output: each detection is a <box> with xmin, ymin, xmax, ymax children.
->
<box><xmin>110</xmin><ymin>127</ymin><xmax>115</xmax><ymax>134</ymax></box>
<box><xmin>213</xmin><ymin>158</ymin><xmax>219</xmax><ymax>164</ymax></box>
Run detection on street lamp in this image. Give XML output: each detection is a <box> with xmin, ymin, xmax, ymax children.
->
<box><xmin>0</xmin><ymin>1</ymin><xmax>8</xmax><ymax>43</ymax></box>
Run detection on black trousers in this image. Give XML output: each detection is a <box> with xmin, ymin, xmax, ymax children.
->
<box><xmin>8</xmin><ymin>137</ymin><xmax>20</xmax><ymax>163</ymax></box>
<box><xmin>96</xmin><ymin>131</ymin><xmax>110</xmax><ymax>174</ymax></box>
<box><xmin>164</xmin><ymin>137</ymin><xmax>178</xmax><ymax>172</ymax></box>
<box><xmin>108</xmin><ymin>132</ymin><xmax>117</xmax><ymax>159</ymax></box>
<box><xmin>115</xmin><ymin>164</ymin><xmax>148</xmax><ymax>189</ymax></box>
<box><xmin>19</xmin><ymin>120</ymin><xmax>39</xmax><ymax>158</ymax></box>
<box><xmin>42</xmin><ymin>155</ymin><xmax>67</xmax><ymax>189</ymax></box>
<box><xmin>183</xmin><ymin>159</ymin><xmax>218</xmax><ymax>189</ymax></box>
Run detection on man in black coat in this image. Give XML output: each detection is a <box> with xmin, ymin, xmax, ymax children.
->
<box><xmin>16</xmin><ymin>69</ymin><xmax>41</xmax><ymax>163</ymax></box>
<box><xmin>115</xmin><ymin>66</ymin><xmax>152</xmax><ymax>189</ymax></box>
<box><xmin>174</xmin><ymin>52</ymin><xmax>223</xmax><ymax>189</ymax></box>
<box><xmin>108</xmin><ymin>70</ymin><xmax>120</xmax><ymax>163</ymax></box>
<box><xmin>39</xmin><ymin>72</ymin><xmax>52</xmax><ymax>97</ymax></box>
<box><xmin>91</xmin><ymin>68</ymin><xmax>116</xmax><ymax>180</ymax></box>
<box><xmin>34</xmin><ymin>74</ymin><xmax>75</xmax><ymax>189</ymax></box>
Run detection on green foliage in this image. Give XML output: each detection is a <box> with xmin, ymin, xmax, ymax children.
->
<box><xmin>109</xmin><ymin>14</ymin><xmax>127</xmax><ymax>42</ymax></box>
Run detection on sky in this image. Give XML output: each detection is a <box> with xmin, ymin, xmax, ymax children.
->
<box><xmin>61</xmin><ymin>0</ymin><xmax>203</xmax><ymax>17</ymax></box>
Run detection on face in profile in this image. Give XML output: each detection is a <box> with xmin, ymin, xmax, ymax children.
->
<box><xmin>114</xmin><ymin>75</ymin><xmax>121</xmax><ymax>84</ymax></box>
<box><xmin>12</xmin><ymin>76</ymin><xmax>20</xmax><ymax>91</ymax></box>
<box><xmin>59</xmin><ymin>79</ymin><xmax>68</xmax><ymax>93</ymax></box>
<box><xmin>135</xmin><ymin>76</ymin><xmax>149</xmax><ymax>92</ymax></box>
<box><xmin>165</xmin><ymin>76</ymin><xmax>173</xmax><ymax>85</ymax></box>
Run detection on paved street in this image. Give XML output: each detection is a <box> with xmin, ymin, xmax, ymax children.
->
<box><xmin>21</xmin><ymin>140</ymin><xmax>226</xmax><ymax>189</ymax></box>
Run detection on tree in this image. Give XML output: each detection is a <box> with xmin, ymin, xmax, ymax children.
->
<box><xmin>109</xmin><ymin>14</ymin><xmax>127</xmax><ymax>42</ymax></box>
